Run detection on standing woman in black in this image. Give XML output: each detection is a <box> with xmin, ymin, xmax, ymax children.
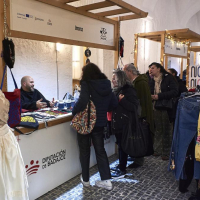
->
<box><xmin>149</xmin><ymin>62</ymin><xmax>178</xmax><ymax>160</ymax></box>
<box><xmin>111</xmin><ymin>69</ymin><xmax>139</xmax><ymax>178</ymax></box>
<box><xmin>72</xmin><ymin>63</ymin><xmax>118</xmax><ymax>190</ymax></box>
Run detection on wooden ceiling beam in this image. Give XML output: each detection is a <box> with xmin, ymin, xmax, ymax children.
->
<box><xmin>78</xmin><ymin>1</ymin><xmax>114</xmax><ymax>11</ymax></box>
<box><xmin>96</xmin><ymin>8</ymin><xmax>129</xmax><ymax>17</ymax></box>
<box><xmin>57</xmin><ymin>0</ymin><xmax>79</xmax><ymax>3</ymax></box>
<box><xmin>116</xmin><ymin>13</ymin><xmax>147</xmax><ymax>21</ymax></box>
<box><xmin>106</xmin><ymin>0</ymin><xmax>148</xmax><ymax>17</ymax></box>
<box><xmin>36</xmin><ymin>0</ymin><xmax>117</xmax><ymax>25</ymax></box>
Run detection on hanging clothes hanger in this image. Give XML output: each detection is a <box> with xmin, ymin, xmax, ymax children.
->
<box><xmin>185</xmin><ymin>85</ymin><xmax>200</xmax><ymax>98</ymax></box>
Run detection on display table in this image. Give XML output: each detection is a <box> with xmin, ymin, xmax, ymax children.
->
<box><xmin>15</xmin><ymin>114</ymin><xmax>115</xmax><ymax>200</ymax></box>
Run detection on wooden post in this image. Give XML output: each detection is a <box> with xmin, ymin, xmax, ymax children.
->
<box><xmin>160</xmin><ymin>33</ymin><xmax>165</xmax><ymax>66</ymax></box>
<box><xmin>164</xmin><ymin>56</ymin><xmax>168</xmax><ymax>70</ymax></box>
<box><xmin>180</xmin><ymin>58</ymin><xmax>183</xmax><ymax>79</ymax></box>
<box><xmin>0</xmin><ymin>0</ymin><xmax>7</xmax><ymax>91</ymax></box>
<box><xmin>83</xmin><ymin>47</ymin><xmax>87</xmax><ymax>64</ymax></box>
<box><xmin>114</xmin><ymin>21</ymin><xmax>120</xmax><ymax>69</ymax></box>
<box><xmin>134</xmin><ymin>34</ymin><xmax>138</xmax><ymax>68</ymax></box>
<box><xmin>186</xmin><ymin>43</ymin><xmax>191</xmax><ymax>88</ymax></box>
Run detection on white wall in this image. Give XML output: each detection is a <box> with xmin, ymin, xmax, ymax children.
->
<box><xmin>7</xmin><ymin>38</ymin><xmax>72</xmax><ymax>100</ymax></box>
<box><xmin>7</xmin><ymin>38</ymin><xmax>114</xmax><ymax>100</ymax></box>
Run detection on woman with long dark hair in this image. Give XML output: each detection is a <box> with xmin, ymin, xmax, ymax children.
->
<box><xmin>72</xmin><ymin>63</ymin><xmax>118</xmax><ymax>190</ymax></box>
<box><xmin>149</xmin><ymin>62</ymin><xmax>178</xmax><ymax>160</ymax></box>
<box><xmin>110</xmin><ymin>69</ymin><xmax>139</xmax><ymax>178</ymax></box>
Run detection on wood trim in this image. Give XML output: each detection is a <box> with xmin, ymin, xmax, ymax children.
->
<box><xmin>14</xmin><ymin>115</ymin><xmax>73</xmax><ymax>136</ymax></box>
<box><xmin>166</xmin><ymin>28</ymin><xmax>189</xmax><ymax>34</ymax></box>
<box><xmin>10</xmin><ymin>30</ymin><xmax>116</xmax><ymax>51</ymax></box>
<box><xmin>14</xmin><ymin>122</ymin><xmax>46</xmax><ymax>136</ymax></box>
<box><xmin>78</xmin><ymin>2</ymin><xmax>114</xmax><ymax>11</ymax></box>
<box><xmin>180</xmin><ymin>58</ymin><xmax>183</xmax><ymax>79</ymax></box>
<box><xmin>186</xmin><ymin>43</ymin><xmax>191</xmax><ymax>87</ymax></box>
<box><xmin>186</xmin><ymin>65</ymin><xmax>189</xmax><ymax>88</ymax></box>
<box><xmin>55</xmin><ymin>0</ymin><xmax>79</xmax><ymax>3</ymax></box>
<box><xmin>114</xmin><ymin>21</ymin><xmax>120</xmax><ymax>69</ymax></box>
<box><xmin>83</xmin><ymin>47</ymin><xmax>87</xmax><ymax>64</ymax></box>
<box><xmin>164</xmin><ymin>56</ymin><xmax>168</xmax><ymax>70</ymax></box>
<box><xmin>160</xmin><ymin>34</ymin><xmax>165</xmax><ymax>65</ymax></box>
<box><xmin>134</xmin><ymin>34</ymin><xmax>138</xmax><ymax>68</ymax></box>
<box><xmin>62</xmin><ymin>0</ymin><xmax>79</xmax><ymax>3</ymax></box>
<box><xmin>190</xmin><ymin>46</ymin><xmax>200</xmax><ymax>52</ymax></box>
<box><xmin>47</xmin><ymin>115</ymin><xmax>73</xmax><ymax>127</ymax></box>
<box><xmin>106</xmin><ymin>0</ymin><xmax>148</xmax><ymax>17</ymax></box>
<box><xmin>0</xmin><ymin>0</ymin><xmax>8</xmax><ymax>91</ymax></box>
<box><xmin>138</xmin><ymin>31</ymin><xmax>165</xmax><ymax>38</ymax></box>
<box><xmin>164</xmin><ymin>53</ymin><xmax>187</xmax><ymax>59</ymax></box>
<box><xmin>117</xmin><ymin>14</ymin><xmax>147</xmax><ymax>21</ymax></box>
<box><xmin>36</xmin><ymin>0</ymin><xmax>117</xmax><ymax>25</ymax></box>
<box><xmin>96</xmin><ymin>8</ymin><xmax>129</xmax><ymax>17</ymax></box>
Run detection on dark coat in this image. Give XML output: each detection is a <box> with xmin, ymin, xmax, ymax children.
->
<box><xmin>150</xmin><ymin>73</ymin><xmax>179</xmax><ymax>100</ymax></box>
<box><xmin>175</xmin><ymin>76</ymin><xmax>188</xmax><ymax>96</ymax></box>
<box><xmin>150</xmin><ymin>73</ymin><xmax>179</xmax><ymax>121</ymax></box>
<box><xmin>21</xmin><ymin>88</ymin><xmax>50</xmax><ymax>110</ymax></box>
<box><xmin>112</xmin><ymin>84</ymin><xmax>139</xmax><ymax>132</ymax></box>
<box><xmin>72</xmin><ymin>79</ymin><xmax>118</xmax><ymax>127</ymax></box>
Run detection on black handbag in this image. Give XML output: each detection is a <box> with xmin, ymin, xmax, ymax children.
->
<box><xmin>121</xmin><ymin>110</ymin><xmax>154</xmax><ymax>158</ymax></box>
<box><xmin>154</xmin><ymin>99</ymin><xmax>173</xmax><ymax>110</ymax></box>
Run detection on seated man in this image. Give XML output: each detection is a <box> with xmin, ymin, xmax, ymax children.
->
<box><xmin>21</xmin><ymin>76</ymin><xmax>54</xmax><ymax>110</ymax></box>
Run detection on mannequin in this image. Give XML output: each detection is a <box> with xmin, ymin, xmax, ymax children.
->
<box><xmin>0</xmin><ymin>90</ymin><xmax>29</xmax><ymax>200</ymax></box>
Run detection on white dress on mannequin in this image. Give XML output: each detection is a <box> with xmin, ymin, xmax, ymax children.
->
<box><xmin>0</xmin><ymin>90</ymin><xmax>29</xmax><ymax>200</ymax></box>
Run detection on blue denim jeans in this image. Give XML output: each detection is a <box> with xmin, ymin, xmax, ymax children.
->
<box><xmin>169</xmin><ymin>96</ymin><xmax>200</xmax><ymax>180</ymax></box>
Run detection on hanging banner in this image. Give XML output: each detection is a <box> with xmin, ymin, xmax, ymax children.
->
<box><xmin>10</xmin><ymin>0</ymin><xmax>115</xmax><ymax>48</ymax></box>
<box><xmin>189</xmin><ymin>65</ymin><xmax>200</xmax><ymax>88</ymax></box>
<box><xmin>165</xmin><ymin>38</ymin><xmax>188</xmax><ymax>57</ymax></box>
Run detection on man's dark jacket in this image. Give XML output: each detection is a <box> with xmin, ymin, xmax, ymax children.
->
<box><xmin>72</xmin><ymin>79</ymin><xmax>118</xmax><ymax>127</ymax></box>
<box><xmin>21</xmin><ymin>88</ymin><xmax>50</xmax><ymax>110</ymax></box>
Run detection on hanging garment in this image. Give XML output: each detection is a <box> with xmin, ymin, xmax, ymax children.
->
<box><xmin>169</xmin><ymin>95</ymin><xmax>200</xmax><ymax>180</ymax></box>
<box><xmin>0</xmin><ymin>124</ymin><xmax>29</xmax><ymax>200</ymax></box>
<box><xmin>195</xmin><ymin>114</ymin><xmax>200</xmax><ymax>161</ymax></box>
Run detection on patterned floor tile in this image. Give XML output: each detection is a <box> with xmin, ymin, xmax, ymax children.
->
<box><xmin>36</xmin><ymin>154</ymin><xmax>196</xmax><ymax>200</ymax></box>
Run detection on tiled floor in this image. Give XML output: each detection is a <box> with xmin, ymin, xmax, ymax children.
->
<box><xmin>36</xmin><ymin>154</ymin><xmax>195</xmax><ymax>200</ymax></box>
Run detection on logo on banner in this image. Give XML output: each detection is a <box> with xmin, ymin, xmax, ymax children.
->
<box><xmin>17</xmin><ymin>13</ymin><xmax>27</xmax><ymax>20</ymax></box>
<box><xmin>75</xmin><ymin>26</ymin><xmax>83</xmax><ymax>32</ymax></box>
<box><xmin>26</xmin><ymin>14</ymin><xmax>33</xmax><ymax>18</ymax></box>
<box><xmin>189</xmin><ymin>66</ymin><xmax>200</xmax><ymax>87</ymax></box>
<box><xmin>17</xmin><ymin>13</ymin><xmax>25</xmax><ymax>17</ymax></box>
<box><xmin>42</xmin><ymin>149</ymin><xmax>66</xmax><ymax>169</ymax></box>
<box><xmin>25</xmin><ymin>149</ymin><xmax>66</xmax><ymax>176</ymax></box>
<box><xmin>100</xmin><ymin>28</ymin><xmax>107</xmax><ymax>40</ymax></box>
<box><xmin>35</xmin><ymin>17</ymin><xmax>44</xmax><ymax>21</ymax></box>
<box><xmin>25</xmin><ymin>160</ymin><xmax>40</xmax><ymax>176</ymax></box>
<box><xmin>47</xmin><ymin>19</ymin><xmax>52</xmax><ymax>26</ymax></box>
